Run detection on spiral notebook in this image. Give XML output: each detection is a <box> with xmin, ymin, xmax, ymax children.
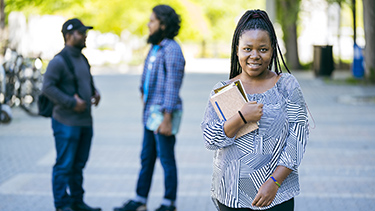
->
<box><xmin>209</xmin><ymin>79</ymin><xmax>258</xmax><ymax>138</ymax></box>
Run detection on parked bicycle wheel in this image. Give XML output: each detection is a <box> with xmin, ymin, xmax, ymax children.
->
<box><xmin>18</xmin><ymin>57</ymin><xmax>43</xmax><ymax>116</ymax></box>
<box><xmin>1</xmin><ymin>48</ymin><xmax>44</xmax><ymax>117</ymax></box>
<box><xmin>3</xmin><ymin>49</ymin><xmax>21</xmax><ymax>107</ymax></box>
<box><xmin>0</xmin><ymin>54</ymin><xmax>12</xmax><ymax>123</ymax></box>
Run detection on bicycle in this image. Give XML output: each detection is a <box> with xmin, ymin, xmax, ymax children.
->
<box><xmin>2</xmin><ymin>48</ymin><xmax>44</xmax><ymax>117</ymax></box>
<box><xmin>17</xmin><ymin>56</ymin><xmax>44</xmax><ymax>116</ymax></box>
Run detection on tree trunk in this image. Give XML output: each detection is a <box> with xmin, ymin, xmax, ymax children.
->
<box><xmin>0</xmin><ymin>0</ymin><xmax>5</xmax><ymax>57</ymax></box>
<box><xmin>352</xmin><ymin>0</ymin><xmax>356</xmax><ymax>45</ymax></box>
<box><xmin>363</xmin><ymin>0</ymin><xmax>375</xmax><ymax>82</ymax></box>
<box><xmin>277</xmin><ymin>0</ymin><xmax>302</xmax><ymax>70</ymax></box>
<box><xmin>285</xmin><ymin>22</ymin><xmax>301</xmax><ymax>70</ymax></box>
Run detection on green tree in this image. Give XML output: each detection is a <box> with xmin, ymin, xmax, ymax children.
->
<box><xmin>190</xmin><ymin>0</ymin><xmax>265</xmax><ymax>57</ymax></box>
<box><xmin>75</xmin><ymin>0</ymin><xmax>205</xmax><ymax>41</ymax></box>
<box><xmin>0</xmin><ymin>0</ymin><xmax>5</xmax><ymax>55</ymax></box>
<box><xmin>3</xmin><ymin>0</ymin><xmax>267</xmax><ymax>58</ymax></box>
<box><xmin>5</xmin><ymin>0</ymin><xmax>83</xmax><ymax>16</ymax></box>
<box><xmin>4</xmin><ymin>0</ymin><xmax>206</xmax><ymax>41</ymax></box>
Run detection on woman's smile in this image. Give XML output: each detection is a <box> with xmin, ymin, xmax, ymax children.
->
<box><xmin>237</xmin><ymin>29</ymin><xmax>273</xmax><ymax>77</ymax></box>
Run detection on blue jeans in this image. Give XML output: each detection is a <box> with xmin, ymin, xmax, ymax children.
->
<box><xmin>136</xmin><ymin>127</ymin><xmax>178</xmax><ymax>202</ymax></box>
<box><xmin>51</xmin><ymin>118</ymin><xmax>93</xmax><ymax>208</ymax></box>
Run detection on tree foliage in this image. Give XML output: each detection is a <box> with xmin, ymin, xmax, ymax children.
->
<box><xmin>194</xmin><ymin>0</ymin><xmax>265</xmax><ymax>41</ymax></box>
<box><xmin>4</xmin><ymin>0</ymin><xmax>263</xmax><ymax>43</ymax></box>
<box><xmin>5</xmin><ymin>0</ymin><xmax>83</xmax><ymax>18</ymax></box>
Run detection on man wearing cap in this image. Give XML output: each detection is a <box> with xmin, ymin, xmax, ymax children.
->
<box><xmin>42</xmin><ymin>18</ymin><xmax>101</xmax><ymax>211</ymax></box>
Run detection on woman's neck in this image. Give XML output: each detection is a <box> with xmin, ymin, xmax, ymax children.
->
<box><xmin>237</xmin><ymin>71</ymin><xmax>280</xmax><ymax>94</ymax></box>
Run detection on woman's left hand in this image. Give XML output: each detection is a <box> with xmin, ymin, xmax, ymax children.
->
<box><xmin>251</xmin><ymin>179</ymin><xmax>279</xmax><ymax>207</ymax></box>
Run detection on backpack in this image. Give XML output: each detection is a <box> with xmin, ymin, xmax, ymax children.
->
<box><xmin>38</xmin><ymin>49</ymin><xmax>92</xmax><ymax>117</ymax></box>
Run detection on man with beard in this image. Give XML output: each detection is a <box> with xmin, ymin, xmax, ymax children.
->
<box><xmin>42</xmin><ymin>18</ymin><xmax>101</xmax><ymax>211</ymax></box>
<box><xmin>114</xmin><ymin>4</ymin><xmax>185</xmax><ymax>211</ymax></box>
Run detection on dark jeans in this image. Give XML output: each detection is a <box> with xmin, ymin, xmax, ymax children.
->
<box><xmin>51</xmin><ymin>118</ymin><xmax>93</xmax><ymax>208</ymax></box>
<box><xmin>217</xmin><ymin>198</ymin><xmax>294</xmax><ymax>211</ymax></box>
<box><xmin>136</xmin><ymin>127</ymin><xmax>178</xmax><ymax>201</ymax></box>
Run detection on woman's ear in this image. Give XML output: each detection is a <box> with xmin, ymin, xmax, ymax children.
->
<box><xmin>161</xmin><ymin>24</ymin><xmax>166</xmax><ymax>31</ymax></box>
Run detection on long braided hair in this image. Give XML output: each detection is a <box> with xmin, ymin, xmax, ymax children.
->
<box><xmin>229</xmin><ymin>9</ymin><xmax>290</xmax><ymax>79</ymax></box>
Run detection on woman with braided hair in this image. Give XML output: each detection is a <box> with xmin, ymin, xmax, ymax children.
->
<box><xmin>201</xmin><ymin>9</ymin><xmax>309</xmax><ymax>211</ymax></box>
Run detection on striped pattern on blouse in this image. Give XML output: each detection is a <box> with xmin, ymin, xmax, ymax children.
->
<box><xmin>201</xmin><ymin>73</ymin><xmax>309</xmax><ymax>210</ymax></box>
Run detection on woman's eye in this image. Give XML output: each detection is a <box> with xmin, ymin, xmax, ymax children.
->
<box><xmin>260</xmin><ymin>48</ymin><xmax>268</xmax><ymax>52</ymax></box>
<box><xmin>244</xmin><ymin>48</ymin><xmax>251</xmax><ymax>51</ymax></box>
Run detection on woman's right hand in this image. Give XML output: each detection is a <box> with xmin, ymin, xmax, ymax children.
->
<box><xmin>240</xmin><ymin>101</ymin><xmax>263</xmax><ymax>122</ymax></box>
<box><xmin>223</xmin><ymin>101</ymin><xmax>263</xmax><ymax>138</ymax></box>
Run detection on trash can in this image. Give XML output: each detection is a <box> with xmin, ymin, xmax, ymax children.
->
<box><xmin>313</xmin><ymin>45</ymin><xmax>334</xmax><ymax>77</ymax></box>
<box><xmin>352</xmin><ymin>43</ymin><xmax>364</xmax><ymax>78</ymax></box>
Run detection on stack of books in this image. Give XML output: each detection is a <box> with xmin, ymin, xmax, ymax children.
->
<box><xmin>209</xmin><ymin>79</ymin><xmax>258</xmax><ymax>138</ymax></box>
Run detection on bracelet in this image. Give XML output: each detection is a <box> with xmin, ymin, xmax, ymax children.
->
<box><xmin>238</xmin><ymin>111</ymin><xmax>247</xmax><ymax>124</ymax></box>
<box><xmin>270</xmin><ymin>175</ymin><xmax>281</xmax><ymax>187</ymax></box>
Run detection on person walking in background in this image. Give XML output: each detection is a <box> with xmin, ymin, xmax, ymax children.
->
<box><xmin>42</xmin><ymin>18</ymin><xmax>101</xmax><ymax>211</ymax></box>
<box><xmin>114</xmin><ymin>4</ymin><xmax>185</xmax><ymax>211</ymax></box>
<box><xmin>201</xmin><ymin>10</ymin><xmax>309</xmax><ymax>211</ymax></box>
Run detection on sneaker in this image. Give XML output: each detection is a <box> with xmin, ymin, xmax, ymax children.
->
<box><xmin>113</xmin><ymin>200</ymin><xmax>147</xmax><ymax>211</ymax></box>
<box><xmin>155</xmin><ymin>205</ymin><xmax>176</xmax><ymax>211</ymax></box>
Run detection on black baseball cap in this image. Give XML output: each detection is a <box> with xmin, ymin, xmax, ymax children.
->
<box><xmin>62</xmin><ymin>18</ymin><xmax>93</xmax><ymax>35</ymax></box>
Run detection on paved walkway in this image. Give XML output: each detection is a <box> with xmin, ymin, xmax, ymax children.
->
<box><xmin>1</xmin><ymin>68</ymin><xmax>375</xmax><ymax>211</ymax></box>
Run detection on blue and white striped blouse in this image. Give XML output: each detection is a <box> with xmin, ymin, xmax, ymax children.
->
<box><xmin>201</xmin><ymin>73</ymin><xmax>309</xmax><ymax>210</ymax></box>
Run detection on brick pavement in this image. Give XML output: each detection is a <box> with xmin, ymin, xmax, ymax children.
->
<box><xmin>0</xmin><ymin>69</ymin><xmax>375</xmax><ymax>211</ymax></box>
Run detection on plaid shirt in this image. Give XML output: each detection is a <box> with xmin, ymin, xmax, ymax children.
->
<box><xmin>140</xmin><ymin>38</ymin><xmax>185</xmax><ymax>125</ymax></box>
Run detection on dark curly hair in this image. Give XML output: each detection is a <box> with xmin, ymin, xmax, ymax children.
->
<box><xmin>153</xmin><ymin>4</ymin><xmax>181</xmax><ymax>40</ymax></box>
<box><xmin>229</xmin><ymin>9</ymin><xmax>290</xmax><ymax>79</ymax></box>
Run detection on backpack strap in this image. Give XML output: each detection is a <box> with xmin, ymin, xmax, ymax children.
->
<box><xmin>58</xmin><ymin>49</ymin><xmax>78</xmax><ymax>93</ymax></box>
<box><xmin>58</xmin><ymin>49</ymin><xmax>96</xmax><ymax>96</ymax></box>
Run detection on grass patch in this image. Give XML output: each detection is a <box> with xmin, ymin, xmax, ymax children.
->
<box><xmin>324</xmin><ymin>76</ymin><xmax>371</xmax><ymax>86</ymax></box>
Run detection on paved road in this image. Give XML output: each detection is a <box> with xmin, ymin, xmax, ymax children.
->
<box><xmin>1</xmin><ymin>69</ymin><xmax>375</xmax><ymax>211</ymax></box>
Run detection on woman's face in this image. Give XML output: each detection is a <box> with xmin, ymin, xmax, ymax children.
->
<box><xmin>237</xmin><ymin>29</ymin><xmax>273</xmax><ymax>78</ymax></box>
